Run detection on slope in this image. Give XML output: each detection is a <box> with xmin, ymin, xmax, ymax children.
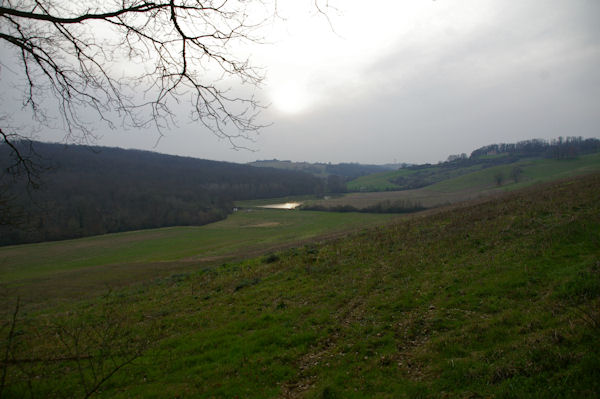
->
<box><xmin>2</xmin><ymin>173</ymin><xmax>599</xmax><ymax>398</ymax></box>
<box><xmin>0</xmin><ymin>209</ymin><xmax>398</xmax><ymax>305</ymax></box>
<box><xmin>310</xmin><ymin>152</ymin><xmax>600</xmax><ymax>210</ymax></box>
<box><xmin>347</xmin><ymin>137</ymin><xmax>600</xmax><ymax>192</ymax></box>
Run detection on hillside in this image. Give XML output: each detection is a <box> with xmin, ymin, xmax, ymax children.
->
<box><xmin>3</xmin><ymin>138</ymin><xmax>597</xmax><ymax>245</ymax></box>
<box><xmin>0</xmin><ymin>141</ymin><xmax>323</xmax><ymax>245</ymax></box>
<box><xmin>249</xmin><ymin>160</ymin><xmax>395</xmax><ymax>179</ymax></box>
<box><xmin>2</xmin><ymin>174</ymin><xmax>598</xmax><ymax>398</ymax></box>
<box><xmin>308</xmin><ymin>152</ymin><xmax>600</xmax><ymax>211</ymax></box>
<box><xmin>347</xmin><ymin>137</ymin><xmax>600</xmax><ymax>192</ymax></box>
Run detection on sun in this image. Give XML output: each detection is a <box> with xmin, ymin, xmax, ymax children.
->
<box><xmin>270</xmin><ymin>82</ymin><xmax>311</xmax><ymax>115</ymax></box>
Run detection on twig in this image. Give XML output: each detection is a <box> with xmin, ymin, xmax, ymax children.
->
<box><xmin>0</xmin><ymin>297</ymin><xmax>20</xmax><ymax>399</ymax></box>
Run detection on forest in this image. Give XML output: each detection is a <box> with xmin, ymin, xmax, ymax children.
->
<box><xmin>0</xmin><ymin>142</ymin><xmax>323</xmax><ymax>245</ymax></box>
<box><xmin>468</xmin><ymin>136</ymin><xmax>600</xmax><ymax>160</ymax></box>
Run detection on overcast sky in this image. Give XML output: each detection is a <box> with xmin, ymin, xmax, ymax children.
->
<box><xmin>2</xmin><ymin>0</ymin><xmax>599</xmax><ymax>164</ymax></box>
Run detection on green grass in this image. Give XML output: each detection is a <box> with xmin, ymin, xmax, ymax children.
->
<box><xmin>2</xmin><ymin>174</ymin><xmax>599</xmax><ymax>398</ymax></box>
<box><xmin>347</xmin><ymin>153</ymin><xmax>600</xmax><ymax>192</ymax></box>
<box><xmin>429</xmin><ymin>152</ymin><xmax>600</xmax><ymax>192</ymax></box>
<box><xmin>347</xmin><ymin>169</ymin><xmax>411</xmax><ymax>191</ymax></box>
<box><xmin>0</xmin><ymin>209</ymin><xmax>399</xmax><ymax>304</ymax></box>
<box><xmin>310</xmin><ymin>153</ymin><xmax>600</xmax><ymax>210</ymax></box>
<box><xmin>346</xmin><ymin>164</ymin><xmax>486</xmax><ymax>192</ymax></box>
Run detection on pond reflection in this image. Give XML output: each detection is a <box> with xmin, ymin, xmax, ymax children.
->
<box><xmin>258</xmin><ymin>202</ymin><xmax>301</xmax><ymax>210</ymax></box>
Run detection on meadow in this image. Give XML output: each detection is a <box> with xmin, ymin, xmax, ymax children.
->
<box><xmin>313</xmin><ymin>153</ymin><xmax>600</xmax><ymax>210</ymax></box>
<box><xmin>347</xmin><ymin>152</ymin><xmax>600</xmax><ymax>192</ymax></box>
<box><xmin>0</xmin><ymin>209</ymin><xmax>399</xmax><ymax>307</ymax></box>
<box><xmin>1</xmin><ymin>174</ymin><xmax>598</xmax><ymax>398</ymax></box>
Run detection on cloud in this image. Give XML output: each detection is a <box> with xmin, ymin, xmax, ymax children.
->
<box><xmin>2</xmin><ymin>0</ymin><xmax>598</xmax><ymax>164</ymax></box>
<box><xmin>249</xmin><ymin>0</ymin><xmax>600</xmax><ymax>164</ymax></box>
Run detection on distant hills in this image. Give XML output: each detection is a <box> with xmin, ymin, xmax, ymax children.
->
<box><xmin>1</xmin><ymin>136</ymin><xmax>598</xmax><ymax>245</ymax></box>
<box><xmin>248</xmin><ymin>159</ymin><xmax>398</xmax><ymax>179</ymax></box>
<box><xmin>347</xmin><ymin>137</ymin><xmax>600</xmax><ymax>192</ymax></box>
<box><xmin>251</xmin><ymin>137</ymin><xmax>600</xmax><ymax>193</ymax></box>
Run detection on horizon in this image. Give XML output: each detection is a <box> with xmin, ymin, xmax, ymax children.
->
<box><xmin>1</xmin><ymin>1</ymin><xmax>599</xmax><ymax>165</ymax></box>
<box><xmin>16</xmin><ymin>135</ymin><xmax>598</xmax><ymax>168</ymax></box>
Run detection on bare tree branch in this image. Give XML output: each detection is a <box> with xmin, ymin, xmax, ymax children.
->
<box><xmin>0</xmin><ymin>127</ymin><xmax>39</xmax><ymax>188</ymax></box>
<box><xmin>0</xmin><ymin>0</ymin><xmax>276</xmax><ymax>159</ymax></box>
<box><xmin>0</xmin><ymin>297</ymin><xmax>19</xmax><ymax>399</ymax></box>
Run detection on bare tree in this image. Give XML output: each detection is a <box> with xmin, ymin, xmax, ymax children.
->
<box><xmin>0</xmin><ymin>0</ymin><xmax>322</xmax><ymax>170</ymax></box>
<box><xmin>493</xmin><ymin>171</ymin><xmax>504</xmax><ymax>187</ymax></box>
<box><xmin>0</xmin><ymin>291</ymin><xmax>152</xmax><ymax>397</ymax></box>
<box><xmin>510</xmin><ymin>166</ymin><xmax>523</xmax><ymax>183</ymax></box>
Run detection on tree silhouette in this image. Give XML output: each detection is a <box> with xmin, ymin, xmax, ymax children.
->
<box><xmin>0</xmin><ymin>0</ymin><xmax>313</xmax><ymax>170</ymax></box>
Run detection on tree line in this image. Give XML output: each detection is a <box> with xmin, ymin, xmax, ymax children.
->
<box><xmin>301</xmin><ymin>199</ymin><xmax>425</xmax><ymax>214</ymax></box>
<box><xmin>469</xmin><ymin>137</ymin><xmax>600</xmax><ymax>160</ymax></box>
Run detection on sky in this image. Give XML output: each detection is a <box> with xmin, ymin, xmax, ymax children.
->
<box><xmin>2</xmin><ymin>0</ymin><xmax>599</xmax><ymax>165</ymax></box>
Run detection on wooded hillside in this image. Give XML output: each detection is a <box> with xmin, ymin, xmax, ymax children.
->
<box><xmin>0</xmin><ymin>142</ymin><xmax>322</xmax><ymax>245</ymax></box>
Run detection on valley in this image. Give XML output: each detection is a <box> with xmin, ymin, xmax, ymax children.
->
<box><xmin>1</xmin><ymin>138</ymin><xmax>599</xmax><ymax>398</ymax></box>
<box><xmin>0</xmin><ymin>174</ymin><xmax>598</xmax><ymax>397</ymax></box>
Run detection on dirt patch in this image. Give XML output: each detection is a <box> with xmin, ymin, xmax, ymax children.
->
<box><xmin>247</xmin><ymin>222</ymin><xmax>281</xmax><ymax>228</ymax></box>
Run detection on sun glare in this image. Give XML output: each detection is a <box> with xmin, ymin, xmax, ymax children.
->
<box><xmin>251</xmin><ymin>0</ymin><xmax>495</xmax><ymax>116</ymax></box>
<box><xmin>270</xmin><ymin>82</ymin><xmax>311</xmax><ymax>114</ymax></box>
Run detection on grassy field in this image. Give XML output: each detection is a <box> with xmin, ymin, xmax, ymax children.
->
<box><xmin>303</xmin><ymin>185</ymin><xmax>487</xmax><ymax>210</ymax></box>
<box><xmin>346</xmin><ymin>169</ymin><xmax>411</xmax><ymax>191</ymax></box>
<box><xmin>1</xmin><ymin>174</ymin><xmax>599</xmax><ymax>398</ymax></box>
<box><xmin>346</xmin><ymin>164</ymin><xmax>487</xmax><ymax>192</ymax></box>
<box><xmin>311</xmin><ymin>153</ymin><xmax>600</xmax><ymax>210</ymax></box>
<box><xmin>0</xmin><ymin>209</ymin><xmax>400</xmax><ymax>306</ymax></box>
<box><xmin>431</xmin><ymin>153</ymin><xmax>600</xmax><ymax>192</ymax></box>
<box><xmin>346</xmin><ymin>152</ymin><xmax>600</xmax><ymax>192</ymax></box>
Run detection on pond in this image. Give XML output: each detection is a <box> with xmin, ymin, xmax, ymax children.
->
<box><xmin>257</xmin><ymin>202</ymin><xmax>302</xmax><ymax>210</ymax></box>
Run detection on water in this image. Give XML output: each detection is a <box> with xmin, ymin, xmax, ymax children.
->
<box><xmin>258</xmin><ymin>202</ymin><xmax>301</xmax><ymax>210</ymax></box>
